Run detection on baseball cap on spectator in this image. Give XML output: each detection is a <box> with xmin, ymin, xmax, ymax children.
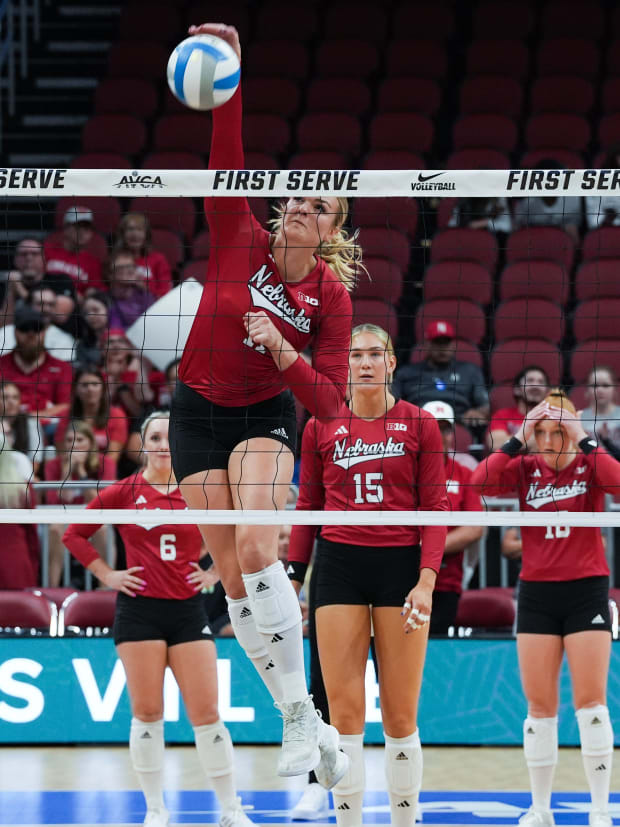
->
<box><xmin>64</xmin><ymin>206</ymin><xmax>94</xmax><ymax>225</ymax></box>
<box><xmin>425</xmin><ymin>320</ymin><xmax>455</xmax><ymax>340</ymax></box>
<box><xmin>422</xmin><ymin>400</ymin><xmax>455</xmax><ymax>424</ymax></box>
<box><xmin>14</xmin><ymin>304</ymin><xmax>45</xmax><ymax>333</ymax></box>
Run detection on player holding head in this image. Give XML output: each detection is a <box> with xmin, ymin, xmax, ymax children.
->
<box><xmin>287</xmin><ymin>324</ymin><xmax>449</xmax><ymax>826</ymax></box>
<box><xmin>169</xmin><ymin>22</ymin><xmax>358</xmax><ymax>785</ymax></box>
<box><xmin>472</xmin><ymin>390</ymin><xmax>618</xmax><ymax>827</ymax></box>
<box><xmin>64</xmin><ymin>412</ymin><xmax>253</xmax><ymax>827</ymax></box>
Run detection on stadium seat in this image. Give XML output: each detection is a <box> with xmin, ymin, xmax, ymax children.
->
<box><xmin>296</xmin><ymin>114</ymin><xmax>361</xmax><ymax>155</ymax></box>
<box><xmin>153</xmin><ymin>114</ymin><xmax>212</xmax><ymax>153</ymax></box>
<box><xmin>247</xmin><ymin>198</ymin><xmax>270</xmax><ymax>227</ymax></box>
<box><xmin>143</xmin><ymin>151</ymin><xmax>205</xmax><ymax>170</ymax></box>
<box><xmin>0</xmin><ymin>590</ymin><xmax>56</xmax><ymax>636</ymax></box>
<box><xmin>255</xmin><ymin>3</ymin><xmax>318</xmax><ymax>41</ymax></box>
<box><xmin>415</xmin><ymin>299</ymin><xmax>486</xmax><ymax>346</ymax></box>
<box><xmin>446</xmin><ymin>149</ymin><xmax>511</xmax><ymax>170</ymax></box>
<box><xmin>59</xmin><ymin>590</ymin><xmax>117</xmax><ymax>636</ymax></box>
<box><xmin>473</xmin><ymin>2</ymin><xmax>534</xmax><ymax>38</ymax></box>
<box><xmin>118</xmin><ymin>4</ymin><xmax>182</xmax><ymax>42</ymax></box>
<box><xmin>573</xmin><ymin>299</ymin><xmax>620</xmax><ymax>342</ymax></box>
<box><xmin>520</xmin><ymin>149</ymin><xmax>585</xmax><ymax>169</ymax></box>
<box><xmin>352</xmin><ymin>299</ymin><xmax>398</xmax><ymax>340</ymax></box>
<box><xmin>433</xmin><ymin>198</ymin><xmax>457</xmax><ymax>231</ymax></box>
<box><xmin>306</xmin><ymin>78</ymin><xmax>370</xmax><ymax>116</ymax></box>
<box><xmin>352</xmin><ymin>197</ymin><xmax>418</xmax><ymax>239</ymax></box>
<box><xmin>582</xmin><ymin>227</ymin><xmax>620</xmax><ymax>260</ymax></box>
<box><xmin>459</xmin><ymin>76</ymin><xmax>523</xmax><ymax>117</ymax></box>
<box><xmin>575</xmin><ymin>260</ymin><xmax>620</xmax><ymax>301</ymax></box>
<box><xmin>70</xmin><ymin>153</ymin><xmax>132</xmax><ymax>169</ymax></box>
<box><xmin>422</xmin><ymin>262</ymin><xmax>492</xmax><ymax>305</ymax></box>
<box><xmin>354</xmin><ymin>257</ymin><xmax>403</xmax><ymax>304</ymax></box>
<box><xmin>129</xmin><ymin>196</ymin><xmax>196</xmax><ymax>241</ymax></box>
<box><xmin>324</xmin><ymin>3</ymin><xmax>388</xmax><ymax>43</ymax></box>
<box><xmin>569</xmin><ymin>384</ymin><xmax>588</xmax><ymax>411</ymax></box>
<box><xmin>315</xmin><ymin>40</ymin><xmax>379</xmax><ymax>78</ymax></box>
<box><xmin>360</xmin><ymin>228</ymin><xmax>410</xmax><ymax>272</ymax></box>
<box><xmin>245</xmin><ymin>41</ymin><xmax>309</xmax><ymax>81</ymax></box>
<box><xmin>377</xmin><ymin>78</ymin><xmax>441</xmax><ymax>115</ymax></box>
<box><xmin>569</xmin><ymin>341</ymin><xmax>620</xmax><ymax>384</ymax></box>
<box><xmin>410</xmin><ymin>339</ymin><xmax>483</xmax><ymax>369</ymax></box>
<box><xmin>489</xmin><ymin>340</ymin><xmax>562</xmax><ymax>385</ymax></box>
<box><xmin>493</xmin><ymin>299</ymin><xmax>565</xmax><ymax>345</ymax></box>
<box><xmin>530</xmin><ymin>77</ymin><xmax>594</xmax><ymax>115</ymax></box>
<box><xmin>369</xmin><ymin>113</ymin><xmax>434</xmax><ymax>153</ymax></box>
<box><xmin>466</xmin><ymin>39</ymin><xmax>529</xmax><ymax>79</ymax></box>
<box><xmin>82</xmin><ymin>115</ymin><xmax>146</xmax><ymax>156</ymax></box>
<box><xmin>536</xmin><ymin>39</ymin><xmax>599</xmax><ymax>80</ymax></box>
<box><xmin>107</xmin><ymin>41</ymin><xmax>169</xmax><ymax>79</ymax></box>
<box><xmin>244</xmin><ymin>152</ymin><xmax>278</xmax><ymax>170</ymax></box>
<box><xmin>489</xmin><ymin>384</ymin><xmax>517</xmax><ymax>412</ymax></box>
<box><xmin>431</xmin><ymin>228</ymin><xmax>498</xmax><ymax>272</ymax></box>
<box><xmin>94</xmin><ymin>78</ymin><xmax>158</xmax><ymax>118</ymax></box>
<box><xmin>186</xmin><ymin>2</ymin><xmax>250</xmax><ymax>43</ymax></box>
<box><xmin>452</xmin><ymin>114</ymin><xmax>517</xmax><ymax>152</ymax></box>
<box><xmin>606</xmin><ymin>42</ymin><xmax>620</xmax><ymax>83</ymax></box>
<box><xmin>151</xmin><ymin>229</ymin><xmax>184</xmax><ymax>271</ymax></box>
<box><xmin>525</xmin><ymin>114</ymin><xmax>590</xmax><ymax>152</ymax></box>
<box><xmin>30</xmin><ymin>587</ymin><xmax>78</xmax><ymax>610</ymax></box>
<box><xmin>385</xmin><ymin>40</ymin><xmax>448</xmax><ymax>79</ymax></box>
<box><xmin>181</xmin><ymin>259</ymin><xmax>208</xmax><ymax>284</ymax></box>
<box><xmin>243</xmin><ymin>78</ymin><xmax>300</xmax><ymax>117</ymax></box>
<box><xmin>540</xmin><ymin>2</ymin><xmax>604</xmax><ymax>39</ymax></box>
<box><xmin>506</xmin><ymin>227</ymin><xmax>575</xmax><ymax>271</ymax></box>
<box><xmin>288</xmin><ymin>152</ymin><xmax>349</xmax><ymax>171</ymax></box>
<box><xmin>499</xmin><ymin>261</ymin><xmax>569</xmax><ymax>304</ymax></box>
<box><xmin>362</xmin><ymin>150</ymin><xmax>426</xmax><ymax>170</ymax></box>
<box><xmin>54</xmin><ymin>196</ymin><xmax>121</xmax><ymax>236</ymax></box>
<box><xmin>393</xmin><ymin>3</ymin><xmax>456</xmax><ymax>39</ymax></box>
<box><xmin>243</xmin><ymin>114</ymin><xmax>290</xmax><ymax>155</ymax></box>
<box><xmin>455</xmin><ymin>588</ymin><xmax>516</xmax><ymax>634</ymax></box>
<box><xmin>601</xmin><ymin>77</ymin><xmax>620</xmax><ymax>114</ymax></box>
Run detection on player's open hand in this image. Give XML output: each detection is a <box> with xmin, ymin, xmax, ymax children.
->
<box><xmin>104</xmin><ymin>566</ymin><xmax>146</xmax><ymax>597</ymax></box>
<box><xmin>401</xmin><ymin>583</ymin><xmax>432</xmax><ymax>634</ymax></box>
<box><xmin>188</xmin><ymin>23</ymin><xmax>241</xmax><ymax>62</ymax></box>
<box><xmin>187</xmin><ymin>561</ymin><xmax>220</xmax><ymax>592</ymax></box>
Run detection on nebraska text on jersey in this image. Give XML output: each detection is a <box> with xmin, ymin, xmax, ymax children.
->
<box><xmin>332</xmin><ymin>436</ymin><xmax>406</xmax><ymax>469</ymax></box>
<box><xmin>249</xmin><ymin>265</ymin><xmax>311</xmax><ymax>333</ymax></box>
<box><xmin>526</xmin><ymin>480</ymin><xmax>588</xmax><ymax>509</ymax></box>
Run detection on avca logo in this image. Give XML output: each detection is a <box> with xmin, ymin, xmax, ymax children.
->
<box><xmin>113</xmin><ymin>171</ymin><xmax>166</xmax><ymax>189</ymax></box>
<box><xmin>410</xmin><ymin>172</ymin><xmax>455</xmax><ymax>192</ymax></box>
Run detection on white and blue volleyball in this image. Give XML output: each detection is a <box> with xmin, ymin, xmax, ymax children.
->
<box><xmin>167</xmin><ymin>34</ymin><xmax>240</xmax><ymax>111</ymax></box>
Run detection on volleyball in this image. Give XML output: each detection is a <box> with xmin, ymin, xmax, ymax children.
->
<box><xmin>166</xmin><ymin>34</ymin><xmax>240</xmax><ymax>111</ymax></box>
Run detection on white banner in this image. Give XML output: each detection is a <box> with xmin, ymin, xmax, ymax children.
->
<box><xmin>2</xmin><ymin>167</ymin><xmax>620</xmax><ymax>197</ymax></box>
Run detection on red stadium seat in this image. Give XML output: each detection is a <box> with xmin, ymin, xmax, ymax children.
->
<box><xmin>362</xmin><ymin>150</ymin><xmax>426</xmax><ymax>170</ymax></box>
<box><xmin>499</xmin><ymin>261</ymin><xmax>569</xmax><ymax>304</ymax></box>
<box><xmin>573</xmin><ymin>300</ymin><xmax>620</xmax><ymax>342</ymax></box>
<box><xmin>94</xmin><ymin>78</ymin><xmax>158</xmax><ymax>118</ymax></box>
<box><xmin>82</xmin><ymin>115</ymin><xmax>146</xmax><ymax>156</ymax></box>
<box><xmin>415</xmin><ymin>299</ymin><xmax>486</xmax><ymax>346</ymax></box>
<box><xmin>181</xmin><ymin>259</ymin><xmax>208</xmax><ymax>284</ymax></box>
<box><xmin>30</xmin><ymin>587</ymin><xmax>78</xmax><ymax>610</ymax></box>
<box><xmin>520</xmin><ymin>149</ymin><xmax>585</xmax><ymax>169</ymax></box>
<box><xmin>459</xmin><ymin>76</ymin><xmax>523</xmax><ymax>117</ymax></box>
<box><xmin>473</xmin><ymin>2</ymin><xmax>534</xmax><ymax>38</ymax></box>
<box><xmin>493</xmin><ymin>298</ymin><xmax>565</xmax><ymax>345</ymax></box>
<box><xmin>446</xmin><ymin>149</ymin><xmax>511</xmax><ymax>170</ymax></box>
<box><xmin>452</xmin><ymin>114</ymin><xmax>517</xmax><ymax>152</ymax></box>
<box><xmin>186</xmin><ymin>2</ymin><xmax>250</xmax><ymax>43</ymax></box>
<box><xmin>247</xmin><ymin>198</ymin><xmax>270</xmax><ymax>227</ymax></box>
<box><xmin>245</xmin><ymin>40</ymin><xmax>309</xmax><ymax>81</ymax></box>
<box><xmin>0</xmin><ymin>591</ymin><xmax>56</xmax><ymax>635</ymax></box>
<box><xmin>244</xmin><ymin>152</ymin><xmax>278</xmax><ymax>170</ymax></box>
<box><xmin>393</xmin><ymin>4</ymin><xmax>456</xmax><ymax>39</ymax></box>
<box><xmin>255</xmin><ymin>3</ymin><xmax>318</xmax><ymax>41</ymax></box>
<box><xmin>151</xmin><ymin>229</ymin><xmax>184</xmax><ymax>271</ymax></box>
<box><xmin>305</xmin><ymin>79</ymin><xmax>370</xmax><ymax>116</ymax></box>
<box><xmin>243</xmin><ymin>78</ymin><xmax>300</xmax><ymax>117</ymax></box>
<box><xmin>410</xmin><ymin>339</ymin><xmax>483</xmax><ymax>369</ymax></box>
<box><xmin>569</xmin><ymin>341</ymin><xmax>620</xmax><ymax>384</ymax></box>
<box><xmin>489</xmin><ymin>384</ymin><xmax>517</xmax><ymax>412</ymax></box>
<box><xmin>54</xmin><ymin>197</ymin><xmax>121</xmax><ymax>236</ymax></box>
<box><xmin>435</xmin><ymin>198</ymin><xmax>459</xmax><ymax>231</ymax></box>
<box><xmin>143</xmin><ymin>151</ymin><xmax>205</xmax><ymax>170</ymax></box>
<box><xmin>60</xmin><ymin>590</ymin><xmax>117</xmax><ymax>635</ymax></box>
<box><xmin>129</xmin><ymin>196</ymin><xmax>196</xmax><ymax>241</ymax></box>
<box><xmin>530</xmin><ymin>77</ymin><xmax>594</xmax><ymax>115</ymax></box>
<box><xmin>540</xmin><ymin>2</ymin><xmax>604</xmax><ymax>39</ymax></box>
<box><xmin>324</xmin><ymin>3</ymin><xmax>388</xmax><ymax>43</ymax></box>
<box><xmin>377</xmin><ymin>78</ymin><xmax>441</xmax><ymax>115</ymax></box>
<box><xmin>314</xmin><ymin>40</ymin><xmax>379</xmax><ymax>78</ymax></box>
<box><xmin>107</xmin><ymin>41</ymin><xmax>169</xmax><ymax>80</ymax></box>
<box><xmin>536</xmin><ymin>39</ymin><xmax>599</xmax><ymax>80</ymax></box>
<box><xmin>466</xmin><ymin>39</ymin><xmax>529</xmax><ymax>79</ymax></box>
<box><xmin>506</xmin><ymin>227</ymin><xmax>575</xmax><ymax>271</ymax></box>
<box><xmin>352</xmin><ymin>197</ymin><xmax>418</xmax><ymax>239</ymax></box>
<box><xmin>70</xmin><ymin>153</ymin><xmax>132</xmax><ymax>169</ymax></box>
<box><xmin>489</xmin><ymin>340</ymin><xmax>562</xmax><ymax>385</ymax></box>
<box><xmin>296</xmin><ymin>114</ymin><xmax>361</xmax><ymax>155</ymax></box>
<box><xmin>455</xmin><ymin>588</ymin><xmax>516</xmax><ymax>633</ymax></box>
<box><xmin>582</xmin><ymin>227</ymin><xmax>620</xmax><ymax>261</ymax></box>
<box><xmin>352</xmin><ymin>299</ymin><xmax>398</xmax><ymax>340</ymax></box>
<box><xmin>153</xmin><ymin>114</ymin><xmax>212</xmax><ymax>154</ymax></box>
<box><xmin>575</xmin><ymin>260</ymin><xmax>620</xmax><ymax>301</ymax></box>
<box><xmin>423</xmin><ymin>262</ymin><xmax>493</xmax><ymax>305</ymax></box>
<box><xmin>607</xmin><ymin>41</ymin><xmax>620</xmax><ymax>81</ymax></box>
<box><xmin>354</xmin><ymin>257</ymin><xmax>403</xmax><ymax>303</ymax></box>
<box><xmin>118</xmin><ymin>4</ymin><xmax>182</xmax><ymax>42</ymax></box>
<box><xmin>360</xmin><ymin>228</ymin><xmax>410</xmax><ymax>272</ymax></box>
<box><xmin>243</xmin><ymin>114</ymin><xmax>290</xmax><ymax>155</ymax></box>
<box><xmin>369</xmin><ymin>113</ymin><xmax>434</xmax><ymax>153</ymax></box>
<box><xmin>525</xmin><ymin>114</ymin><xmax>590</xmax><ymax>152</ymax></box>
<box><xmin>431</xmin><ymin>229</ymin><xmax>498</xmax><ymax>273</ymax></box>
<box><xmin>385</xmin><ymin>40</ymin><xmax>448</xmax><ymax>79</ymax></box>
<box><xmin>601</xmin><ymin>78</ymin><xmax>620</xmax><ymax>114</ymax></box>
<box><xmin>288</xmin><ymin>152</ymin><xmax>349</xmax><ymax>171</ymax></box>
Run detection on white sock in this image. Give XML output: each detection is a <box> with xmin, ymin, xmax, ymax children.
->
<box><xmin>332</xmin><ymin>733</ymin><xmax>365</xmax><ymax>827</ymax></box>
<box><xmin>129</xmin><ymin>717</ymin><xmax>166</xmax><ymax>812</ymax></box>
<box><xmin>242</xmin><ymin>562</ymin><xmax>307</xmax><ymax>703</ymax></box>
<box><xmin>227</xmin><ymin>595</ymin><xmax>283</xmax><ymax>702</ymax></box>
<box><xmin>576</xmin><ymin>705</ymin><xmax>614</xmax><ymax>813</ymax></box>
<box><xmin>523</xmin><ymin>716</ymin><xmax>558</xmax><ymax>812</ymax></box>
<box><xmin>194</xmin><ymin>720</ymin><xmax>237</xmax><ymax>811</ymax></box>
<box><xmin>385</xmin><ymin>730</ymin><xmax>423</xmax><ymax>826</ymax></box>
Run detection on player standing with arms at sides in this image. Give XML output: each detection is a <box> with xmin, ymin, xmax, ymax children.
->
<box><xmin>64</xmin><ymin>412</ymin><xmax>253</xmax><ymax>827</ymax></box>
<box><xmin>472</xmin><ymin>390</ymin><xmax>619</xmax><ymax>827</ymax></box>
<box><xmin>287</xmin><ymin>324</ymin><xmax>449</xmax><ymax>827</ymax></box>
<box><xmin>169</xmin><ymin>21</ymin><xmax>356</xmax><ymax>784</ymax></box>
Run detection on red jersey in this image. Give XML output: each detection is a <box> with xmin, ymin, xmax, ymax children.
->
<box><xmin>135</xmin><ymin>251</ymin><xmax>172</xmax><ymax>299</ymax></box>
<box><xmin>0</xmin><ymin>352</ymin><xmax>72</xmax><ymax>414</ymax></box>
<box><xmin>288</xmin><ymin>400</ymin><xmax>449</xmax><ymax>573</ymax></box>
<box><xmin>44</xmin><ymin>455</ymin><xmax>117</xmax><ymax>505</ymax></box>
<box><xmin>436</xmin><ymin>457</ymin><xmax>481</xmax><ymax>594</ymax></box>
<box><xmin>0</xmin><ymin>487</ymin><xmax>39</xmax><ymax>589</ymax></box>
<box><xmin>55</xmin><ymin>406</ymin><xmax>129</xmax><ymax>454</ymax></box>
<box><xmin>44</xmin><ymin>244</ymin><xmax>104</xmax><ymax>293</ymax></box>
<box><xmin>63</xmin><ymin>472</ymin><xmax>203</xmax><ymax>599</ymax></box>
<box><xmin>488</xmin><ymin>406</ymin><xmax>523</xmax><ymax>437</ymax></box>
<box><xmin>471</xmin><ymin>448</ymin><xmax>620</xmax><ymax>581</ymax></box>
<box><xmin>178</xmin><ymin>88</ymin><xmax>352</xmax><ymax>417</ymax></box>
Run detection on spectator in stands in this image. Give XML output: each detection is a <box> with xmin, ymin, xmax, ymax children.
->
<box><xmin>103</xmin><ymin>329</ymin><xmax>155</xmax><ymax>419</ymax></box>
<box><xmin>393</xmin><ymin>320</ymin><xmax>489</xmax><ymax>430</ymax></box>
<box><xmin>580</xmin><ymin>366</ymin><xmax>620</xmax><ymax>461</ymax></box>
<box><xmin>0</xmin><ymin>428</ymin><xmax>39</xmax><ymax>589</ymax></box>
<box><xmin>113</xmin><ymin>212</ymin><xmax>173</xmax><ymax>298</ymax></box>
<box><xmin>107</xmin><ymin>249</ymin><xmax>155</xmax><ymax>331</ymax></box>
<box><xmin>44</xmin><ymin>206</ymin><xmax>105</xmax><ymax>294</ymax></box>
<box><xmin>45</xmin><ymin>419</ymin><xmax>115</xmax><ymax>587</ymax></box>
<box><xmin>585</xmin><ymin>145</ymin><xmax>620</xmax><ymax>229</ymax></box>
<box><xmin>486</xmin><ymin>366</ymin><xmax>551</xmax><ymax>452</ymax></box>
<box><xmin>0</xmin><ymin>380</ymin><xmax>45</xmax><ymax>474</ymax></box>
<box><xmin>74</xmin><ymin>290</ymin><xmax>111</xmax><ymax>367</ymax></box>
<box><xmin>449</xmin><ymin>197</ymin><xmax>512</xmax><ymax>236</ymax></box>
<box><xmin>0</xmin><ymin>286</ymin><xmax>76</xmax><ymax>363</ymax></box>
<box><xmin>501</xmin><ymin>527</ymin><xmax>522</xmax><ymax>562</ymax></box>
<box><xmin>513</xmin><ymin>159</ymin><xmax>582</xmax><ymax>244</ymax></box>
<box><xmin>158</xmin><ymin>357</ymin><xmax>180</xmax><ymax>408</ymax></box>
<box><xmin>55</xmin><ymin>366</ymin><xmax>128</xmax><ymax>473</ymax></box>
<box><xmin>0</xmin><ymin>304</ymin><xmax>72</xmax><ymax>430</ymax></box>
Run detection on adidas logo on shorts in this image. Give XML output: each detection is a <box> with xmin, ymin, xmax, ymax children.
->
<box><xmin>271</xmin><ymin>427</ymin><xmax>288</xmax><ymax>438</ymax></box>
<box><xmin>591</xmin><ymin>614</ymin><xmax>605</xmax><ymax>624</ymax></box>
<box><xmin>239</xmin><ymin>606</ymin><xmax>252</xmax><ymax>619</ymax></box>
<box><xmin>395</xmin><ymin>751</ymin><xmax>408</xmax><ymax>760</ymax></box>
<box><xmin>256</xmin><ymin>581</ymin><xmax>269</xmax><ymax>592</ymax></box>
<box><xmin>201</xmin><ymin>625</ymin><xmax>212</xmax><ymax>635</ymax></box>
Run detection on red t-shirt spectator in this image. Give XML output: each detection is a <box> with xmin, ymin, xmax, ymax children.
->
<box><xmin>0</xmin><ymin>486</ymin><xmax>39</xmax><ymax>589</ymax></box>
<box><xmin>0</xmin><ymin>351</ymin><xmax>72</xmax><ymax>415</ymax></box>
<box><xmin>436</xmin><ymin>458</ymin><xmax>482</xmax><ymax>594</ymax></box>
<box><xmin>43</xmin><ymin>454</ymin><xmax>117</xmax><ymax>505</ymax></box>
<box><xmin>54</xmin><ymin>406</ymin><xmax>129</xmax><ymax>456</ymax></box>
<box><xmin>44</xmin><ymin>244</ymin><xmax>104</xmax><ymax>293</ymax></box>
<box><xmin>488</xmin><ymin>406</ymin><xmax>523</xmax><ymax>439</ymax></box>
<box><xmin>135</xmin><ymin>251</ymin><xmax>172</xmax><ymax>299</ymax></box>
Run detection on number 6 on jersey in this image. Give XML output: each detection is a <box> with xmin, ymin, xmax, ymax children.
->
<box><xmin>160</xmin><ymin>534</ymin><xmax>177</xmax><ymax>560</ymax></box>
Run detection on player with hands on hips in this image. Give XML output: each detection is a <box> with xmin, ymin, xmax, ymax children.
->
<box><xmin>288</xmin><ymin>324</ymin><xmax>449</xmax><ymax>827</ymax></box>
<box><xmin>472</xmin><ymin>390</ymin><xmax>619</xmax><ymax>827</ymax></box>
<box><xmin>64</xmin><ymin>412</ymin><xmax>253</xmax><ymax>827</ymax></box>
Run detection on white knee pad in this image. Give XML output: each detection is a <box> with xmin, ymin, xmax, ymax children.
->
<box><xmin>242</xmin><ymin>561</ymin><xmax>302</xmax><ymax>634</ymax></box>
<box><xmin>523</xmin><ymin>717</ymin><xmax>558</xmax><ymax>767</ymax></box>
<box><xmin>226</xmin><ymin>596</ymin><xmax>270</xmax><ymax>659</ymax></box>
<box><xmin>130</xmin><ymin>718</ymin><xmax>164</xmax><ymax>773</ymax></box>
<box><xmin>334</xmin><ymin>733</ymin><xmax>365</xmax><ymax>796</ymax></box>
<box><xmin>194</xmin><ymin>719</ymin><xmax>234</xmax><ymax>779</ymax></box>
<box><xmin>576</xmin><ymin>705</ymin><xmax>614</xmax><ymax>757</ymax></box>
<box><xmin>385</xmin><ymin>731</ymin><xmax>423</xmax><ymax>796</ymax></box>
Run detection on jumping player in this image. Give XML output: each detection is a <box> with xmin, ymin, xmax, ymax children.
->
<box><xmin>64</xmin><ymin>412</ymin><xmax>253</xmax><ymax>827</ymax></box>
<box><xmin>472</xmin><ymin>390</ymin><xmax>618</xmax><ymax>827</ymax></box>
<box><xmin>169</xmin><ymin>22</ymin><xmax>357</xmax><ymax>784</ymax></box>
<box><xmin>287</xmin><ymin>324</ymin><xmax>449</xmax><ymax>827</ymax></box>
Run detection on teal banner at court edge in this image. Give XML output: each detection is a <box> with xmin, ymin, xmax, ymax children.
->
<box><xmin>0</xmin><ymin>639</ymin><xmax>619</xmax><ymax>745</ymax></box>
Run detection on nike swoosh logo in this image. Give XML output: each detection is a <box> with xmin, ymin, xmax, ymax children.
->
<box><xmin>418</xmin><ymin>172</ymin><xmax>445</xmax><ymax>182</ymax></box>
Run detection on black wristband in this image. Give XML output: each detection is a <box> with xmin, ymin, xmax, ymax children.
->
<box><xmin>501</xmin><ymin>436</ymin><xmax>523</xmax><ymax>457</ymax></box>
<box><xmin>198</xmin><ymin>555</ymin><xmax>212</xmax><ymax>571</ymax></box>
<box><xmin>286</xmin><ymin>560</ymin><xmax>308</xmax><ymax>584</ymax></box>
<box><xmin>578</xmin><ymin>436</ymin><xmax>598</xmax><ymax>455</ymax></box>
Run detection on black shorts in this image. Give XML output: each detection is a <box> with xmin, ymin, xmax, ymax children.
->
<box><xmin>430</xmin><ymin>590</ymin><xmax>460</xmax><ymax>636</ymax></box>
<box><xmin>517</xmin><ymin>576</ymin><xmax>612</xmax><ymax>636</ymax></box>
<box><xmin>169</xmin><ymin>380</ymin><xmax>297</xmax><ymax>480</ymax></box>
<box><xmin>114</xmin><ymin>592</ymin><xmax>214</xmax><ymax>646</ymax></box>
<box><xmin>314</xmin><ymin>536</ymin><xmax>421</xmax><ymax>608</ymax></box>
